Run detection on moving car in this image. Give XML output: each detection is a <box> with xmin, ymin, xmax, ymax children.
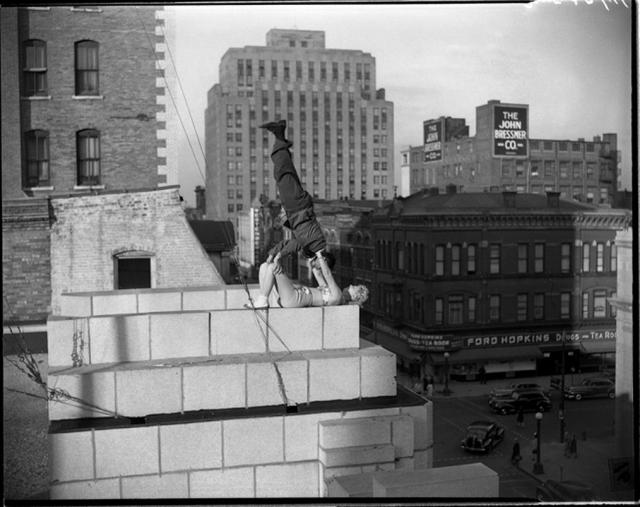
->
<box><xmin>489</xmin><ymin>382</ymin><xmax>548</xmax><ymax>398</ymax></box>
<box><xmin>564</xmin><ymin>377</ymin><xmax>615</xmax><ymax>400</ymax></box>
<box><xmin>535</xmin><ymin>480</ymin><xmax>596</xmax><ymax>501</ymax></box>
<box><xmin>460</xmin><ymin>421</ymin><xmax>505</xmax><ymax>453</ymax></box>
<box><xmin>490</xmin><ymin>391</ymin><xmax>552</xmax><ymax>415</ymax></box>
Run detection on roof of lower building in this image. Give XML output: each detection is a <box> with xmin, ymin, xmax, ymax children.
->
<box><xmin>188</xmin><ymin>220</ymin><xmax>236</xmax><ymax>252</ymax></box>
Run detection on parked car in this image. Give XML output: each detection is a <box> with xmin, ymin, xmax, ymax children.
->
<box><xmin>488</xmin><ymin>392</ymin><xmax>516</xmax><ymax>409</ymax></box>
<box><xmin>460</xmin><ymin>421</ymin><xmax>505</xmax><ymax>453</ymax></box>
<box><xmin>564</xmin><ymin>377</ymin><xmax>615</xmax><ymax>400</ymax></box>
<box><xmin>535</xmin><ymin>480</ymin><xmax>596</xmax><ymax>501</ymax></box>
<box><xmin>490</xmin><ymin>391</ymin><xmax>552</xmax><ymax>415</ymax></box>
<box><xmin>489</xmin><ymin>382</ymin><xmax>548</xmax><ymax>398</ymax></box>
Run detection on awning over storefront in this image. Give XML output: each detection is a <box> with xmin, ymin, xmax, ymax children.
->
<box><xmin>538</xmin><ymin>342</ymin><xmax>582</xmax><ymax>353</ymax></box>
<box><xmin>428</xmin><ymin>345</ymin><xmax>543</xmax><ymax>365</ymax></box>
<box><xmin>371</xmin><ymin>331</ymin><xmax>422</xmax><ymax>362</ymax></box>
<box><xmin>580</xmin><ymin>340</ymin><xmax>616</xmax><ymax>354</ymax></box>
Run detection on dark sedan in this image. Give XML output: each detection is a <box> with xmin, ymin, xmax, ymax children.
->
<box><xmin>564</xmin><ymin>377</ymin><xmax>615</xmax><ymax>400</ymax></box>
<box><xmin>460</xmin><ymin>421</ymin><xmax>505</xmax><ymax>453</ymax></box>
<box><xmin>490</xmin><ymin>391</ymin><xmax>552</xmax><ymax>415</ymax></box>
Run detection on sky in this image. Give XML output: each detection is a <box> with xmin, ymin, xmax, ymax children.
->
<box><xmin>169</xmin><ymin>0</ymin><xmax>633</xmax><ymax>206</ymax></box>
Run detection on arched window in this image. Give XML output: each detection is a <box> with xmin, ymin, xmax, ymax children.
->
<box><xmin>76</xmin><ymin>129</ymin><xmax>101</xmax><ymax>185</ymax></box>
<box><xmin>24</xmin><ymin>130</ymin><xmax>50</xmax><ymax>187</ymax></box>
<box><xmin>23</xmin><ymin>39</ymin><xmax>47</xmax><ymax>96</ymax></box>
<box><xmin>75</xmin><ymin>40</ymin><xmax>99</xmax><ymax>95</ymax></box>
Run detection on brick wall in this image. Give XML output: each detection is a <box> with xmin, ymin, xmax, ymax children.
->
<box><xmin>2</xmin><ymin>198</ymin><xmax>52</xmax><ymax>323</ymax></box>
<box><xmin>49</xmin><ymin>187</ymin><xmax>224</xmax><ymax>314</ymax></box>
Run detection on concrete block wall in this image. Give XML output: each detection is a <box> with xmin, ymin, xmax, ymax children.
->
<box><xmin>48</xmin><ymin>346</ymin><xmax>397</xmax><ymax>420</ymax></box>
<box><xmin>49</xmin><ymin>404</ymin><xmax>433</xmax><ymax>499</ymax></box>
<box><xmin>47</xmin><ymin>302</ymin><xmax>362</xmax><ymax>368</ymax></box>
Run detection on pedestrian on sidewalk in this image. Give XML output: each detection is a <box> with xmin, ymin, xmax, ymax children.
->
<box><xmin>570</xmin><ymin>434</ymin><xmax>578</xmax><ymax>458</ymax></box>
<box><xmin>426</xmin><ymin>376</ymin><xmax>434</xmax><ymax>399</ymax></box>
<box><xmin>516</xmin><ymin>407</ymin><xmax>524</xmax><ymax>427</ymax></box>
<box><xmin>478</xmin><ymin>365</ymin><xmax>487</xmax><ymax>384</ymax></box>
<box><xmin>511</xmin><ymin>439</ymin><xmax>522</xmax><ymax>465</ymax></box>
<box><xmin>563</xmin><ymin>432</ymin><xmax>571</xmax><ymax>457</ymax></box>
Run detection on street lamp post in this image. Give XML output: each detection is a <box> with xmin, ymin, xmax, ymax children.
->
<box><xmin>533</xmin><ymin>411</ymin><xmax>544</xmax><ymax>474</ymax></box>
<box><xmin>560</xmin><ymin>331</ymin><xmax>566</xmax><ymax>443</ymax></box>
<box><xmin>443</xmin><ymin>352</ymin><xmax>451</xmax><ymax>396</ymax></box>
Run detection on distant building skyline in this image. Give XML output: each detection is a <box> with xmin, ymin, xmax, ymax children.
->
<box><xmin>204</xmin><ymin>28</ymin><xmax>395</xmax><ymax>225</ymax></box>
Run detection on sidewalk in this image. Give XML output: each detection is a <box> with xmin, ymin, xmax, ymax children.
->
<box><xmin>518</xmin><ymin>437</ymin><xmax>634</xmax><ymax>502</ymax></box>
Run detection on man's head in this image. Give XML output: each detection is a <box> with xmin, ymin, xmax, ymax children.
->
<box><xmin>342</xmin><ymin>284</ymin><xmax>369</xmax><ymax>306</ymax></box>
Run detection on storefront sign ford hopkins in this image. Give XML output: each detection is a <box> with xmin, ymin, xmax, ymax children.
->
<box><xmin>465</xmin><ymin>329</ymin><xmax>616</xmax><ymax>348</ymax></box>
<box><xmin>493</xmin><ymin>104</ymin><xmax>528</xmax><ymax>157</ymax></box>
<box><xmin>423</xmin><ymin>120</ymin><xmax>442</xmax><ymax>162</ymax></box>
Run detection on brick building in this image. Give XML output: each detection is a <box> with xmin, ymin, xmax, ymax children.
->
<box><xmin>401</xmin><ymin>100</ymin><xmax>620</xmax><ymax>207</ymax></box>
<box><xmin>2</xmin><ymin>6</ymin><xmax>179</xmax><ymax>337</ymax></box>
<box><xmin>314</xmin><ymin>190</ymin><xmax>630</xmax><ymax>381</ymax></box>
<box><xmin>204</xmin><ymin>28</ymin><xmax>395</xmax><ymax>226</ymax></box>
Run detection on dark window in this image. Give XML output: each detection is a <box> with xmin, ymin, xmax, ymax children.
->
<box><xmin>75</xmin><ymin>40</ymin><xmax>99</xmax><ymax>95</ymax></box>
<box><xmin>561</xmin><ymin>243</ymin><xmax>571</xmax><ymax>273</ymax></box>
<box><xmin>534</xmin><ymin>293</ymin><xmax>545</xmax><ymax>320</ymax></box>
<box><xmin>490</xmin><ymin>244</ymin><xmax>501</xmax><ymax>274</ymax></box>
<box><xmin>451</xmin><ymin>244</ymin><xmax>461</xmax><ymax>276</ymax></box>
<box><xmin>448</xmin><ymin>295</ymin><xmax>464</xmax><ymax>325</ymax></box>
<box><xmin>561</xmin><ymin>292</ymin><xmax>571</xmax><ymax>319</ymax></box>
<box><xmin>76</xmin><ymin>129</ymin><xmax>100</xmax><ymax>185</ymax></box>
<box><xmin>517</xmin><ymin>294</ymin><xmax>528</xmax><ymax>321</ymax></box>
<box><xmin>117</xmin><ymin>258</ymin><xmax>151</xmax><ymax>289</ymax></box>
<box><xmin>23</xmin><ymin>39</ymin><xmax>47</xmax><ymax>96</ymax></box>
<box><xmin>24</xmin><ymin>130</ymin><xmax>50</xmax><ymax>187</ymax></box>
<box><xmin>518</xmin><ymin>244</ymin><xmax>528</xmax><ymax>274</ymax></box>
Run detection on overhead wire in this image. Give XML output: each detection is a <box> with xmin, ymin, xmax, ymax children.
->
<box><xmin>135</xmin><ymin>6</ymin><xmax>206</xmax><ymax>185</ymax></box>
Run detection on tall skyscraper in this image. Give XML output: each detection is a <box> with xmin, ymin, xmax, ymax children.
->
<box><xmin>205</xmin><ymin>28</ymin><xmax>395</xmax><ymax>223</ymax></box>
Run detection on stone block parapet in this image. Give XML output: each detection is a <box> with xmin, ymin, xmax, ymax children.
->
<box><xmin>47</xmin><ymin>304</ymin><xmax>361</xmax><ymax>368</ymax></box>
<box><xmin>48</xmin><ymin>346</ymin><xmax>397</xmax><ymax>420</ymax></box>
<box><xmin>48</xmin><ymin>400</ymin><xmax>431</xmax><ymax>500</ymax></box>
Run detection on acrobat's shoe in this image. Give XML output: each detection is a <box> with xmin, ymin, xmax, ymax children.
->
<box><xmin>259</xmin><ymin>120</ymin><xmax>286</xmax><ymax>139</ymax></box>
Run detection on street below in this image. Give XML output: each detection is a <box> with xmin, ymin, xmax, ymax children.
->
<box><xmin>432</xmin><ymin>389</ymin><xmax>621</xmax><ymax>500</ymax></box>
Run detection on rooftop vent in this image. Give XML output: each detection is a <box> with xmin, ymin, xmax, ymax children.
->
<box><xmin>428</xmin><ymin>187</ymin><xmax>439</xmax><ymax>196</ymax></box>
<box><xmin>546</xmin><ymin>191</ymin><xmax>561</xmax><ymax>208</ymax></box>
<box><xmin>446</xmin><ymin>184</ymin><xmax>457</xmax><ymax>194</ymax></box>
<box><xmin>502</xmin><ymin>191</ymin><xmax>517</xmax><ymax>208</ymax></box>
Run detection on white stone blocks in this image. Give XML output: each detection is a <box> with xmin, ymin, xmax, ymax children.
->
<box><xmin>59</xmin><ymin>293</ymin><xmax>92</xmax><ymax>317</ymax></box>
<box><xmin>323</xmin><ymin>305</ymin><xmax>359</xmax><ymax>349</ymax></box>
<box><xmin>121</xmin><ymin>472</ymin><xmax>189</xmax><ymax>498</ymax></box>
<box><xmin>360</xmin><ymin>346</ymin><xmax>397</xmax><ymax>398</ymax></box>
<box><xmin>320</xmin><ymin>444</ymin><xmax>395</xmax><ymax>468</ymax></box>
<box><xmin>94</xmin><ymin>426</ymin><xmax>159</xmax><ymax>478</ymax></box>
<box><xmin>137</xmin><ymin>291</ymin><xmax>181</xmax><ymax>314</ymax></box>
<box><xmin>115</xmin><ymin>366</ymin><xmax>182</xmax><ymax>417</ymax></box>
<box><xmin>223</xmin><ymin>416</ymin><xmax>284</xmax><ymax>467</ymax></box>
<box><xmin>283</xmin><ymin>412</ymin><xmax>340</xmax><ymax>462</ymax></box>
<box><xmin>391</xmin><ymin>415</ymin><xmax>414</xmax><ymax>458</ymax></box>
<box><xmin>211</xmin><ymin>310</ymin><xmax>267</xmax><ymax>355</ymax></box>
<box><xmin>182</xmin><ymin>359</ymin><xmax>246</xmax><ymax>411</ymax></box>
<box><xmin>89</xmin><ymin>314</ymin><xmax>150</xmax><ymax>364</ymax></box>
<box><xmin>49</xmin><ymin>479</ymin><xmax>120</xmax><ymax>500</ymax></box>
<box><xmin>255</xmin><ymin>461</ymin><xmax>319</xmax><ymax>497</ymax></box>
<box><xmin>319</xmin><ymin>417</ymin><xmax>392</xmax><ymax>450</ymax></box>
<box><xmin>267</xmin><ymin>308</ymin><xmax>323</xmax><ymax>352</ymax></box>
<box><xmin>159</xmin><ymin>421</ymin><xmax>222</xmax><ymax>472</ymax></box>
<box><xmin>189</xmin><ymin>467</ymin><xmax>255</xmax><ymax>498</ymax></box>
<box><xmin>308</xmin><ymin>352</ymin><xmax>360</xmax><ymax>401</ymax></box>
<box><xmin>92</xmin><ymin>293</ymin><xmax>137</xmax><ymax>316</ymax></box>
<box><xmin>400</xmin><ymin>402</ymin><xmax>433</xmax><ymax>450</ymax></box>
<box><xmin>48</xmin><ymin>369</ymin><xmax>116</xmax><ymax>420</ymax></box>
<box><xmin>47</xmin><ymin>317</ymin><xmax>90</xmax><ymax>368</ymax></box>
<box><xmin>49</xmin><ymin>431</ymin><xmax>94</xmax><ymax>482</ymax></box>
<box><xmin>371</xmin><ymin>463</ymin><xmax>499</xmax><ymax>497</ymax></box>
<box><xmin>226</xmin><ymin>285</ymin><xmax>260</xmax><ymax>309</ymax></box>
<box><xmin>150</xmin><ymin>312</ymin><xmax>209</xmax><ymax>359</ymax></box>
<box><xmin>183</xmin><ymin>288</ymin><xmax>226</xmax><ymax>311</ymax></box>
<box><xmin>246</xmin><ymin>355</ymin><xmax>308</xmax><ymax>407</ymax></box>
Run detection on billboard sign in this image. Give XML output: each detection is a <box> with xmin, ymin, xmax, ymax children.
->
<box><xmin>493</xmin><ymin>104</ymin><xmax>528</xmax><ymax>157</ymax></box>
<box><xmin>424</xmin><ymin>120</ymin><xmax>442</xmax><ymax>162</ymax></box>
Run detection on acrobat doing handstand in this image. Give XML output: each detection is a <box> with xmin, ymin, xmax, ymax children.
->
<box><xmin>250</xmin><ymin>119</ymin><xmax>369</xmax><ymax>309</ymax></box>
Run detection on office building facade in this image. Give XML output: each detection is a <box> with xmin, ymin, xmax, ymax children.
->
<box><xmin>205</xmin><ymin>29</ymin><xmax>395</xmax><ymax>225</ymax></box>
<box><xmin>402</xmin><ymin>100</ymin><xmax>619</xmax><ymax>207</ymax></box>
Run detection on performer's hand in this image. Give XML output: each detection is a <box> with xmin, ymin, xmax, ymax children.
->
<box><xmin>266</xmin><ymin>254</ymin><xmax>274</xmax><ymax>264</ymax></box>
<box><xmin>272</xmin><ymin>262</ymin><xmax>283</xmax><ymax>275</ymax></box>
<box><xmin>274</xmin><ymin>252</ymin><xmax>282</xmax><ymax>264</ymax></box>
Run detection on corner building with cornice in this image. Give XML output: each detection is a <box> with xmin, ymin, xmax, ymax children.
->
<box><xmin>316</xmin><ymin>190</ymin><xmax>631</xmax><ymax>381</ymax></box>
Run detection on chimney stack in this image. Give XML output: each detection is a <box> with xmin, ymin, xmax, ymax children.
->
<box><xmin>502</xmin><ymin>190</ymin><xmax>517</xmax><ymax>208</ymax></box>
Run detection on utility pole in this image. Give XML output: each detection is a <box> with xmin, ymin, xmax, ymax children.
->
<box><xmin>560</xmin><ymin>330</ymin><xmax>566</xmax><ymax>443</ymax></box>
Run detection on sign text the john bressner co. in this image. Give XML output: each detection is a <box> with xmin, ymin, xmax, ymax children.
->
<box><xmin>493</xmin><ymin>104</ymin><xmax>528</xmax><ymax>157</ymax></box>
